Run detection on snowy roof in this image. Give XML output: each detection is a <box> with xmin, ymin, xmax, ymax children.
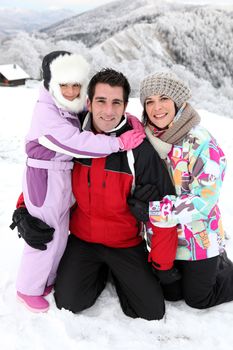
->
<box><xmin>0</xmin><ymin>64</ymin><xmax>30</xmax><ymax>80</ymax></box>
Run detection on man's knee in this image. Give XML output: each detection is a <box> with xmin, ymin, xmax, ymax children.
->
<box><xmin>142</xmin><ymin>304</ymin><xmax>165</xmax><ymax>321</ymax></box>
<box><xmin>145</xmin><ymin>297</ymin><xmax>165</xmax><ymax>320</ymax></box>
<box><xmin>120</xmin><ymin>294</ymin><xmax>165</xmax><ymax>321</ymax></box>
<box><xmin>54</xmin><ymin>287</ymin><xmax>96</xmax><ymax>313</ymax></box>
<box><xmin>185</xmin><ymin>298</ymin><xmax>207</xmax><ymax>309</ymax></box>
<box><xmin>121</xmin><ymin>305</ymin><xmax>165</xmax><ymax>321</ymax></box>
<box><xmin>54</xmin><ymin>273</ymin><xmax>107</xmax><ymax>313</ymax></box>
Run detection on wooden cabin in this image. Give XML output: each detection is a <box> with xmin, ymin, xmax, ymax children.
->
<box><xmin>0</xmin><ymin>64</ymin><xmax>30</xmax><ymax>86</ymax></box>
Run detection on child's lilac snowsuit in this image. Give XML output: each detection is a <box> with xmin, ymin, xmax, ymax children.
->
<box><xmin>16</xmin><ymin>86</ymin><xmax>120</xmax><ymax>295</ymax></box>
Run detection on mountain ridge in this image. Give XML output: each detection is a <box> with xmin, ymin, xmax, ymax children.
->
<box><xmin>0</xmin><ymin>0</ymin><xmax>232</xmax><ymax>118</ymax></box>
<box><xmin>0</xmin><ymin>7</ymin><xmax>75</xmax><ymax>35</ymax></box>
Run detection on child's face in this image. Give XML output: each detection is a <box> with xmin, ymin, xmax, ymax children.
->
<box><xmin>59</xmin><ymin>84</ymin><xmax>81</xmax><ymax>101</ymax></box>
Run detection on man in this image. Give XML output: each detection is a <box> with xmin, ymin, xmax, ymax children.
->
<box><xmin>12</xmin><ymin>69</ymin><xmax>176</xmax><ymax>320</ymax></box>
<box><xmin>53</xmin><ymin>68</ymin><xmax>177</xmax><ymax>320</ymax></box>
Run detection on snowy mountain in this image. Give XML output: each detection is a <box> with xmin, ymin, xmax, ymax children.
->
<box><xmin>0</xmin><ymin>8</ymin><xmax>75</xmax><ymax>35</ymax></box>
<box><xmin>0</xmin><ymin>0</ymin><xmax>232</xmax><ymax>118</ymax></box>
<box><xmin>40</xmin><ymin>0</ymin><xmax>233</xmax><ymax>90</ymax></box>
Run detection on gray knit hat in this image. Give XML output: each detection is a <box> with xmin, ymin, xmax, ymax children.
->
<box><xmin>140</xmin><ymin>71</ymin><xmax>191</xmax><ymax>108</ymax></box>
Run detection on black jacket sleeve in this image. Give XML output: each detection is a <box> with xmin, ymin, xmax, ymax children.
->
<box><xmin>133</xmin><ymin>139</ymin><xmax>176</xmax><ymax>198</ymax></box>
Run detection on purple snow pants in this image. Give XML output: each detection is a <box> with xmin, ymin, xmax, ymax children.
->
<box><xmin>16</xmin><ymin>159</ymin><xmax>74</xmax><ymax>296</ymax></box>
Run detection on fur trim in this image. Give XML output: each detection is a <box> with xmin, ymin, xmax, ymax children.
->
<box><xmin>49</xmin><ymin>53</ymin><xmax>90</xmax><ymax>113</ymax></box>
<box><xmin>50</xmin><ymin>53</ymin><xmax>90</xmax><ymax>85</ymax></box>
<box><xmin>50</xmin><ymin>79</ymin><xmax>88</xmax><ymax>113</ymax></box>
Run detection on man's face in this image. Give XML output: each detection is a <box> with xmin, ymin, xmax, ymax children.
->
<box><xmin>87</xmin><ymin>83</ymin><xmax>127</xmax><ymax>133</ymax></box>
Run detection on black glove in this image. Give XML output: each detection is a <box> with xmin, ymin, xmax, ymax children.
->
<box><xmin>151</xmin><ymin>264</ymin><xmax>181</xmax><ymax>285</ymax></box>
<box><xmin>133</xmin><ymin>184</ymin><xmax>161</xmax><ymax>202</ymax></box>
<box><xmin>127</xmin><ymin>184</ymin><xmax>160</xmax><ymax>223</ymax></box>
<box><xmin>10</xmin><ymin>207</ymin><xmax>55</xmax><ymax>250</ymax></box>
<box><xmin>127</xmin><ymin>197</ymin><xmax>149</xmax><ymax>223</ymax></box>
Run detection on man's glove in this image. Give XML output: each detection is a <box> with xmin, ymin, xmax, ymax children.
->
<box><xmin>128</xmin><ymin>184</ymin><xmax>161</xmax><ymax>223</ymax></box>
<box><xmin>151</xmin><ymin>263</ymin><xmax>181</xmax><ymax>285</ymax></box>
<box><xmin>127</xmin><ymin>197</ymin><xmax>149</xmax><ymax>223</ymax></box>
<box><xmin>133</xmin><ymin>184</ymin><xmax>160</xmax><ymax>202</ymax></box>
<box><xmin>10</xmin><ymin>207</ymin><xmax>55</xmax><ymax>250</ymax></box>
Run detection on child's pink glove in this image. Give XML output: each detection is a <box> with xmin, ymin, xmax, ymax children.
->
<box><xmin>118</xmin><ymin>129</ymin><xmax>145</xmax><ymax>151</ymax></box>
<box><xmin>126</xmin><ymin>113</ymin><xmax>144</xmax><ymax>133</ymax></box>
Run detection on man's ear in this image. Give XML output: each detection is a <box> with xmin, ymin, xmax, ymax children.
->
<box><xmin>87</xmin><ymin>98</ymin><xmax>92</xmax><ymax>112</ymax></box>
<box><xmin>124</xmin><ymin>102</ymin><xmax>128</xmax><ymax>114</ymax></box>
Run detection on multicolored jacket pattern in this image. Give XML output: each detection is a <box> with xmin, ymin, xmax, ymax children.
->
<box><xmin>148</xmin><ymin>125</ymin><xmax>226</xmax><ymax>261</ymax></box>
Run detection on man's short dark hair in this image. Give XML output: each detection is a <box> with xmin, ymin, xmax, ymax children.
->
<box><xmin>87</xmin><ymin>68</ymin><xmax>131</xmax><ymax>104</ymax></box>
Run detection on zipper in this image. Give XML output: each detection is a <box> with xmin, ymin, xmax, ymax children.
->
<box><xmin>88</xmin><ymin>168</ymin><xmax>90</xmax><ymax>187</ymax></box>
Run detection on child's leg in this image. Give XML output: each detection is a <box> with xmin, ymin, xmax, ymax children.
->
<box><xmin>46</xmin><ymin>171</ymin><xmax>73</xmax><ymax>287</ymax></box>
<box><xmin>16</xmin><ymin>169</ymin><xmax>71</xmax><ymax>295</ymax></box>
<box><xmin>46</xmin><ymin>208</ymin><xmax>70</xmax><ymax>287</ymax></box>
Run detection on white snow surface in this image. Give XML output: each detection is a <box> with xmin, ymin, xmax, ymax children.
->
<box><xmin>1</xmin><ymin>84</ymin><xmax>233</xmax><ymax>349</ymax></box>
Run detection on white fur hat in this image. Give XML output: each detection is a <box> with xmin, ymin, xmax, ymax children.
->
<box><xmin>44</xmin><ymin>52</ymin><xmax>90</xmax><ymax>113</ymax></box>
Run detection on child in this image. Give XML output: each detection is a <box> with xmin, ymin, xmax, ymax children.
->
<box><xmin>14</xmin><ymin>51</ymin><xmax>144</xmax><ymax>312</ymax></box>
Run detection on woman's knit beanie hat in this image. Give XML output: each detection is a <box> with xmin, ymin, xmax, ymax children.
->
<box><xmin>140</xmin><ymin>71</ymin><xmax>191</xmax><ymax>108</ymax></box>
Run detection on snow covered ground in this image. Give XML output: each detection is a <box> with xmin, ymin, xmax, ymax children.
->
<box><xmin>1</xmin><ymin>84</ymin><xmax>233</xmax><ymax>350</ymax></box>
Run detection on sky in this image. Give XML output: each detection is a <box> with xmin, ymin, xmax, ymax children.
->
<box><xmin>168</xmin><ymin>0</ymin><xmax>233</xmax><ymax>4</ymax></box>
<box><xmin>0</xmin><ymin>0</ymin><xmax>232</xmax><ymax>13</ymax></box>
<box><xmin>0</xmin><ymin>0</ymin><xmax>115</xmax><ymax>13</ymax></box>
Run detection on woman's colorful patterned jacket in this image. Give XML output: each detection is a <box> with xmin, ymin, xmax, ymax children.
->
<box><xmin>148</xmin><ymin>125</ymin><xmax>226</xmax><ymax>261</ymax></box>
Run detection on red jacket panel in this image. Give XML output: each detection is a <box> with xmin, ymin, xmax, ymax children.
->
<box><xmin>16</xmin><ymin>193</ymin><xmax>25</xmax><ymax>208</ymax></box>
<box><xmin>70</xmin><ymin>157</ymin><xmax>142</xmax><ymax>248</ymax></box>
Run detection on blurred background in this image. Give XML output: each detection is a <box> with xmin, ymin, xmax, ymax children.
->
<box><xmin>0</xmin><ymin>0</ymin><xmax>233</xmax><ymax>118</ymax></box>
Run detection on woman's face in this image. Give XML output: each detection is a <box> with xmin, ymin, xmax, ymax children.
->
<box><xmin>145</xmin><ymin>95</ymin><xmax>176</xmax><ymax>129</ymax></box>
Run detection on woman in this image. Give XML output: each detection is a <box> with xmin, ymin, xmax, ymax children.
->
<box><xmin>136</xmin><ymin>71</ymin><xmax>233</xmax><ymax>309</ymax></box>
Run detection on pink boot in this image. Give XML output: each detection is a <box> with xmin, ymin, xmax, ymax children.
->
<box><xmin>42</xmin><ymin>285</ymin><xmax>54</xmax><ymax>297</ymax></box>
<box><xmin>17</xmin><ymin>291</ymin><xmax>49</xmax><ymax>313</ymax></box>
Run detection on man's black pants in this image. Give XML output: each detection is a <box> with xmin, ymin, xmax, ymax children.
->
<box><xmin>54</xmin><ymin>235</ymin><xmax>165</xmax><ymax>320</ymax></box>
<box><xmin>162</xmin><ymin>253</ymin><xmax>233</xmax><ymax>309</ymax></box>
